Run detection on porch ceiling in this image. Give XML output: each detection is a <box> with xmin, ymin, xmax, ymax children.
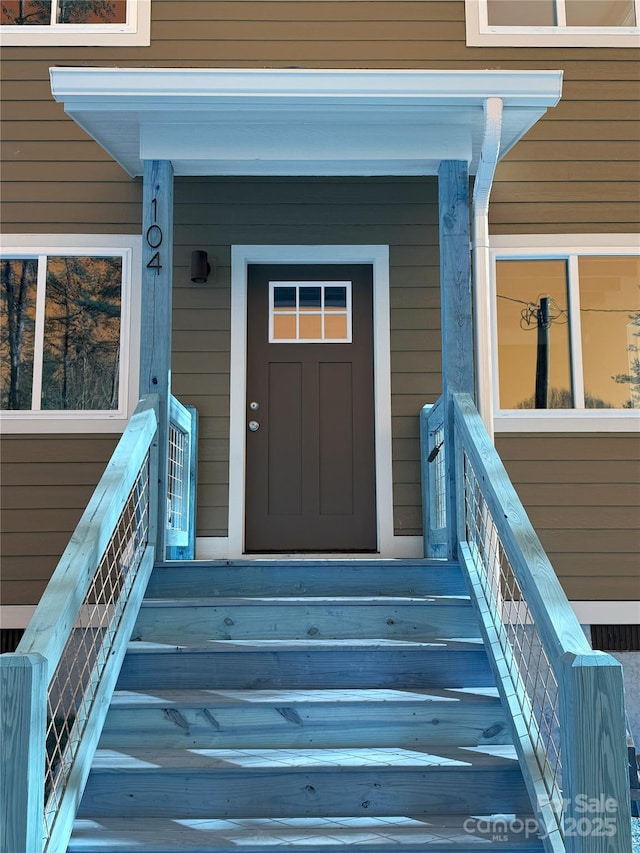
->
<box><xmin>49</xmin><ymin>68</ymin><xmax>562</xmax><ymax>178</ymax></box>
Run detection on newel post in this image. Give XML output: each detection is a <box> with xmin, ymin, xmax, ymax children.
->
<box><xmin>558</xmin><ymin>651</ymin><xmax>632</xmax><ymax>853</ymax></box>
<box><xmin>140</xmin><ymin>159</ymin><xmax>174</xmax><ymax>556</ymax></box>
<box><xmin>438</xmin><ymin>160</ymin><xmax>473</xmax><ymax>558</ymax></box>
<box><xmin>0</xmin><ymin>653</ymin><xmax>47</xmax><ymax>853</ymax></box>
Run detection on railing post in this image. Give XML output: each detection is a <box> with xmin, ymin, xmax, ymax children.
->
<box><xmin>559</xmin><ymin>651</ymin><xmax>632</xmax><ymax>853</ymax></box>
<box><xmin>183</xmin><ymin>404</ymin><xmax>198</xmax><ymax>558</ymax></box>
<box><xmin>0</xmin><ymin>653</ymin><xmax>47</xmax><ymax>853</ymax></box>
<box><xmin>438</xmin><ymin>160</ymin><xmax>473</xmax><ymax>559</ymax></box>
<box><xmin>420</xmin><ymin>401</ymin><xmax>448</xmax><ymax>558</ymax></box>
<box><xmin>453</xmin><ymin>414</ymin><xmax>467</xmax><ymax>550</ymax></box>
<box><xmin>420</xmin><ymin>404</ymin><xmax>433</xmax><ymax>558</ymax></box>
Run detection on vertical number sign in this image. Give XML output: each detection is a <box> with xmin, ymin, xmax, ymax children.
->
<box><xmin>146</xmin><ymin>197</ymin><xmax>163</xmax><ymax>274</ymax></box>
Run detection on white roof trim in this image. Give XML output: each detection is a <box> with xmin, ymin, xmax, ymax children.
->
<box><xmin>49</xmin><ymin>67</ymin><xmax>563</xmax><ymax>178</ymax></box>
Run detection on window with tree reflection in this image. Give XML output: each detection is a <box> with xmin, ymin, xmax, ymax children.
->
<box><xmin>496</xmin><ymin>256</ymin><xmax>640</xmax><ymax>410</ymax></box>
<box><xmin>1</xmin><ymin>255</ymin><xmax>123</xmax><ymax>411</ymax></box>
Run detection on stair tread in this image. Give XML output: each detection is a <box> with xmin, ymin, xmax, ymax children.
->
<box><xmin>126</xmin><ymin>637</ymin><xmax>485</xmax><ymax>652</ymax></box>
<box><xmin>155</xmin><ymin>559</ymin><xmax>459</xmax><ymax>568</ymax></box>
<box><xmin>70</xmin><ymin>814</ymin><xmax>543</xmax><ymax>851</ymax></box>
<box><xmin>90</xmin><ymin>745</ymin><xmax>520</xmax><ymax>771</ymax></box>
<box><xmin>109</xmin><ymin>686</ymin><xmax>501</xmax><ymax>708</ymax></box>
<box><xmin>139</xmin><ymin>595</ymin><xmax>472</xmax><ymax>605</ymax></box>
<box><xmin>144</xmin><ymin>561</ymin><xmax>468</xmax><ymax>599</ymax></box>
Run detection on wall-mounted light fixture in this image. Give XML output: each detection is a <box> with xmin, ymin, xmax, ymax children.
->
<box><xmin>190</xmin><ymin>250</ymin><xmax>211</xmax><ymax>283</ymax></box>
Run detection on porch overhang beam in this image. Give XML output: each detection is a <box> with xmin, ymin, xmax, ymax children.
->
<box><xmin>49</xmin><ymin>68</ymin><xmax>562</xmax><ymax>179</ymax></box>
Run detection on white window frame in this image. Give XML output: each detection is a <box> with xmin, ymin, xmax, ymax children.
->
<box><xmin>0</xmin><ymin>0</ymin><xmax>150</xmax><ymax>46</ymax></box>
<box><xmin>465</xmin><ymin>0</ymin><xmax>640</xmax><ymax>47</ymax></box>
<box><xmin>489</xmin><ymin>234</ymin><xmax>640</xmax><ymax>433</ymax></box>
<box><xmin>0</xmin><ymin>234</ymin><xmax>142</xmax><ymax>434</ymax></box>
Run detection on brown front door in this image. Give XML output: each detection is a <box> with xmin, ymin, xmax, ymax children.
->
<box><xmin>245</xmin><ymin>263</ymin><xmax>376</xmax><ymax>552</ymax></box>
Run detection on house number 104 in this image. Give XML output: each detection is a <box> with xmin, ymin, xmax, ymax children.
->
<box><xmin>146</xmin><ymin>197</ymin><xmax>163</xmax><ymax>274</ymax></box>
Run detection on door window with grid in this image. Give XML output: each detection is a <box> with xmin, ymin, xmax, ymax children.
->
<box><xmin>269</xmin><ymin>281</ymin><xmax>352</xmax><ymax>343</ymax></box>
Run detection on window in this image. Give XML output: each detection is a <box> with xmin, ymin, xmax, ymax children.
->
<box><xmin>490</xmin><ymin>236</ymin><xmax>640</xmax><ymax>431</ymax></box>
<box><xmin>465</xmin><ymin>0</ymin><xmax>640</xmax><ymax>46</ymax></box>
<box><xmin>0</xmin><ymin>235</ymin><xmax>141</xmax><ymax>433</ymax></box>
<box><xmin>0</xmin><ymin>0</ymin><xmax>150</xmax><ymax>46</ymax></box>
<box><xmin>269</xmin><ymin>281</ymin><xmax>352</xmax><ymax>343</ymax></box>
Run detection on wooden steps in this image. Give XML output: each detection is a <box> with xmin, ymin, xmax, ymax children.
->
<box><xmin>77</xmin><ymin>745</ymin><xmax>532</xmax><ymax>818</ymax></box>
<box><xmin>144</xmin><ymin>559</ymin><xmax>469</xmax><ymax>598</ymax></box>
<box><xmin>99</xmin><ymin>687</ymin><xmax>510</xmax><ymax>749</ymax></box>
<box><xmin>69</xmin><ymin>815</ymin><xmax>545</xmax><ymax>852</ymax></box>
<box><xmin>70</xmin><ymin>559</ymin><xmax>542</xmax><ymax>852</ymax></box>
<box><xmin>117</xmin><ymin>638</ymin><xmax>494</xmax><ymax>691</ymax></box>
<box><xmin>132</xmin><ymin>595</ymin><xmax>481</xmax><ymax>642</ymax></box>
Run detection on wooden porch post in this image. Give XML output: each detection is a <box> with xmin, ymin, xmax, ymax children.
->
<box><xmin>438</xmin><ymin>160</ymin><xmax>473</xmax><ymax>559</ymax></box>
<box><xmin>559</xmin><ymin>652</ymin><xmax>633</xmax><ymax>853</ymax></box>
<box><xmin>0</xmin><ymin>653</ymin><xmax>47</xmax><ymax>853</ymax></box>
<box><xmin>140</xmin><ymin>159</ymin><xmax>174</xmax><ymax>556</ymax></box>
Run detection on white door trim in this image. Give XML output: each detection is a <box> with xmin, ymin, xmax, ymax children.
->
<box><xmin>228</xmin><ymin>244</ymin><xmax>395</xmax><ymax>557</ymax></box>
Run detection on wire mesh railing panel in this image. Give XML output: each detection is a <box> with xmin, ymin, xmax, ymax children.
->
<box><xmin>462</xmin><ymin>451</ymin><xmax>563</xmax><ymax>834</ymax></box>
<box><xmin>43</xmin><ymin>457</ymin><xmax>150</xmax><ymax>842</ymax></box>
<box><xmin>433</xmin><ymin>423</ymin><xmax>447</xmax><ymax>530</ymax></box>
<box><xmin>167</xmin><ymin>423</ymin><xmax>186</xmax><ymax>531</ymax></box>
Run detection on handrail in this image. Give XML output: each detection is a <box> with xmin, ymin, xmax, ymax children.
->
<box><xmin>453</xmin><ymin>393</ymin><xmax>589</xmax><ymax>664</ymax></box>
<box><xmin>449</xmin><ymin>392</ymin><xmax>631</xmax><ymax>853</ymax></box>
<box><xmin>1</xmin><ymin>395</ymin><xmax>160</xmax><ymax>853</ymax></box>
<box><xmin>17</xmin><ymin>397</ymin><xmax>159</xmax><ymax>683</ymax></box>
<box><xmin>1</xmin><ymin>391</ymin><xmax>199</xmax><ymax>852</ymax></box>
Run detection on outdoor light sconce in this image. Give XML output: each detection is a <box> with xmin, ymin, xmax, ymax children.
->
<box><xmin>190</xmin><ymin>250</ymin><xmax>211</xmax><ymax>283</ymax></box>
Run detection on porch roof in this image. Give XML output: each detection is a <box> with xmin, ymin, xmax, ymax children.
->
<box><xmin>49</xmin><ymin>67</ymin><xmax>562</xmax><ymax>178</ymax></box>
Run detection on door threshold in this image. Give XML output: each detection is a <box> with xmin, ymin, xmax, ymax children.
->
<box><xmin>241</xmin><ymin>553</ymin><xmax>397</xmax><ymax>561</ymax></box>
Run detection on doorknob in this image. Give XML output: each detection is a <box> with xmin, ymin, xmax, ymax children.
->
<box><xmin>248</xmin><ymin>420</ymin><xmax>260</xmax><ymax>432</ymax></box>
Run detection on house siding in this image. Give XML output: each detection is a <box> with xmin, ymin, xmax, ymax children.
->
<box><xmin>0</xmin><ymin>436</ymin><xmax>118</xmax><ymax>605</ymax></box>
<box><xmin>0</xmin><ymin>0</ymin><xmax>638</xmax><ymax>606</ymax></box>
<box><xmin>2</xmin><ymin>1</ymin><xmax>638</xmax><ymax>233</ymax></box>
<box><xmin>496</xmin><ymin>434</ymin><xmax>640</xmax><ymax>601</ymax></box>
<box><xmin>174</xmin><ymin>176</ymin><xmax>441</xmax><ymax>539</ymax></box>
